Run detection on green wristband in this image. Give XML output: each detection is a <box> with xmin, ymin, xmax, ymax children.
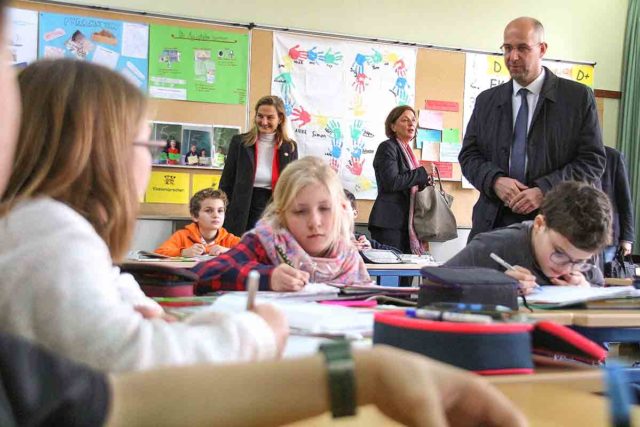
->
<box><xmin>319</xmin><ymin>340</ymin><xmax>356</xmax><ymax>418</ymax></box>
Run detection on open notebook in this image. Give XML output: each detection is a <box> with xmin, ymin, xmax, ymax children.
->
<box><xmin>524</xmin><ymin>285</ymin><xmax>640</xmax><ymax>308</ymax></box>
<box><xmin>208</xmin><ymin>293</ymin><xmax>374</xmax><ymax>337</ymax></box>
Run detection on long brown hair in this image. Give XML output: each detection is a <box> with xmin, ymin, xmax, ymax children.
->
<box><xmin>242</xmin><ymin>95</ymin><xmax>295</xmax><ymax>150</ymax></box>
<box><xmin>1</xmin><ymin>59</ymin><xmax>147</xmax><ymax>261</ymax></box>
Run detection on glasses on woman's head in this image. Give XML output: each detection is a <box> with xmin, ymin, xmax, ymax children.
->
<box><xmin>549</xmin><ymin>250</ymin><xmax>593</xmax><ymax>272</ymax></box>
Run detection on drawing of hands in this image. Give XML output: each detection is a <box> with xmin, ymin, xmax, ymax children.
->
<box><xmin>350</xmin><ymin>53</ymin><xmax>368</xmax><ymax>74</ymax></box>
<box><xmin>350</xmin><ymin>120</ymin><xmax>364</xmax><ymax>144</ymax></box>
<box><xmin>325</xmin><ymin>120</ymin><xmax>344</xmax><ymax>161</ymax></box>
<box><xmin>291</xmin><ymin>106</ymin><xmax>312</xmax><ymax>126</ymax></box>
<box><xmin>306</xmin><ymin>47</ymin><xmax>320</xmax><ymax>62</ymax></box>
<box><xmin>393</xmin><ymin>59</ymin><xmax>407</xmax><ymax>76</ymax></box>
<box><xmin>288</xmin><ymin>44</ymin><xmax>307</xmax><ymax>61</ymax></box>
<box><xmin>313</xmin><ymin>114</ymin><xmax>329</xmax><ymax>129</ymax></box>
<box><xmin>353</xmin><ymin>72</ymin><xmax>369</xmax><ymax>93</ymax></box>
<box><xmin>391</xmin><ymin>76</ymin><xmax>408</xmax><ymax>103</ymax></box>
<box><xmin>346</xmin><ymin>157</ymin><xmax>365</xmax><ymax>176</ymax></box>
<box><xmin>325</xmin><ymin>120</ymin><xmax>343</xmax><ymax>142</ymax></box>
<box><xmin>283</xmin><ymin>97</ymin><xmax>295</xmax><ymax>116</ymax></box>
<box><xmin>328</xmin><ymin>157</ymin><xmax>341</xmax><ymax>173</ymax></box>
<box><xmin>369</xmin><ymin>48</ymin><xmax>383</xmax><ymax>64</ymax></box>
<box><xmin>384</xmin><ymin>52</ymin><xmax>400</xmax><ymax>64</ymax></box>
<box><xmin>274</xmin><ymin>71</ymin><xmax>294</xmax><ymax>92</ymax></box>
<box><xmin>320</xmin><ymin>48</ymin><xmax>343</xmax><ymax>66</ymax></box>
<box><xmin>351</xmin><ymin>95</ymin><xmax>366</xmax><ymax>117</ymax></box>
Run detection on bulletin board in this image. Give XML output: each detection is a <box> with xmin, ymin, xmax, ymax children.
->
<box><xmin>14</xmin><ymin>2</ymin><xmax>605</xmax><ymax>228</ymax></box>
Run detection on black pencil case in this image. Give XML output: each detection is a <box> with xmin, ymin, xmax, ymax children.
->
<box><xmin>373</xmin><ymin>312</ymin><xmax>606</xmax><ymax>374</ymax></box>
<box><xmin>418</xmin><ymin>266</ymin><xmax>519</xmax><ymax>310</ymax></box>
<box><xmin>373</xmin><ymin>310</ymin><xmax>534</xmax><ymax>374</ymax></box>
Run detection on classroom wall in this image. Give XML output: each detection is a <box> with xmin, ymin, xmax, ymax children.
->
<box><xmin>63</xmin><ymin>0</ymin><xmax>629</xmax><ymax>147</ymax></box>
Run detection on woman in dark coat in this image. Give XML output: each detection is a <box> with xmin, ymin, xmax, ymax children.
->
<box><xmin>220</xmin><ymin>95</ymin><xmax>297</xmax><ymax>235</ymax></box>
<box><xmin>368</xmin><ymin>105</ymin><xmax>432</xmax><ymax>254</ymax></box>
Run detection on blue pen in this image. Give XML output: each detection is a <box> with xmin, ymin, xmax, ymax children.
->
<box><xmin>605</xmin><ymin>362</ymin><xmax>633</xmax><ymax>427</ymax></box>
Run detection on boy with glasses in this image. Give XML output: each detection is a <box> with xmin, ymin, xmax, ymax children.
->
<box><xmin>445</xmin><ymin>181</ymin><xmax>612</xmax><ymax>293</ymax></box>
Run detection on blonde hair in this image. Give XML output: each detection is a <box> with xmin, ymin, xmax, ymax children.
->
<box><xmin>262</xmin><ymin>156</ymin><xmax>351</xmax><ymax>252</ymax></box>
<box><xmin>1</xmin><ymin>59</ymin><xmax>147</xmax><ymax>262</ymax></box>
<box><xmin>242</xmin><ymin>95</ymin><xmax>295</xmax><ymax>150</ymax></box>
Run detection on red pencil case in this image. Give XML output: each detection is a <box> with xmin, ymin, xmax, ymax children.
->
<box><xmin>120</xmin><ymin>263</ymin><xmax>198</xmax><ymax>297</ymax></box>
<box><xmin>373</xmin><ymin>311</ymin><xmax>606</xmax><ymax>374</ymax></box>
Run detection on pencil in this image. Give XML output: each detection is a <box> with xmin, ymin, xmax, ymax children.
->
<box><xmin>246</xmin><ymin>270</ymin><xmax>260</xmax><ymax>310</ymax></box>
<box><xmin>275</xmin><ymin>245</ymin><xmax>294</xmax><ymax>267</ymax></box>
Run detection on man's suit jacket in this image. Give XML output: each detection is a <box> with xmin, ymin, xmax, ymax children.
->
<box><xmin>602</xmin><ymin>146</ymin><xmax>635</xmax><ymax>244</ymax></box>
<box><xmin>368</xmin><ymin>138</ymin><xmax>429</xmax><ymax>231</ymax></box>
<box><xmin>219</xmin><ymin>133</ymin><xmax>297</xmax><ymax>235</ymax></box>
<box><xmin>459</xmin><ymin>67</ymin><xmax>606</xmax><ymax>239</ymax></box>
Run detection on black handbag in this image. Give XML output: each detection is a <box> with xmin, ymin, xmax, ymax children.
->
<box><xmin>604</xmin><ymin>248</ymin><xmax>636</xmax><ymax>279</ymax></box>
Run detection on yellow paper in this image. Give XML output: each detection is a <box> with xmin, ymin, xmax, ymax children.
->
<box><xmin>571</xmin><ymin>65</ymin><xmax>594</xmax><ymax>88</ymax></box>
<box><xmin>145</xmin><ymin>171</ymin><xmax>190</xmax><ymax>204</ymax></box>
<box><xmin>192</xmin><ymin>174</ymin><xmax>221</xmax><ymax>194</ymax></box>
<box><xmin>486</xmin><ymin>55</ymin><xmax>509</xmax><ymax>77</ymax></box>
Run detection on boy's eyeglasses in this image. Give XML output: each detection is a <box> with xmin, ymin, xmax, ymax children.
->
<box><xmin>549</xmin><ymin>251</ymin><xmax>593</xmax><ymax>272</ymax></box>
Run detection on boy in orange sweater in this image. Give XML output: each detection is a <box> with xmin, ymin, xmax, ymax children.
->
<box><xmin>155</xmin><ymin>188</ymin><xmax>240</xmax><ymax>257</ymax></box>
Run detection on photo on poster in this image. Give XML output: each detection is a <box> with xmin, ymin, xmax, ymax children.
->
<box><xmin>212</xmin><ymin>125</ymin><xmax>241</xmax><ymax>168</ymax></box>
<box><xmin>38</xmin><ymin>12</ymin><xmax>148</xmax><ymax>89</ymax></box>
<box><xmin>182</xmin><ymin>124</ymin><xmax>214</xmax><ymax>167</ymax></box>
<box><xmin>151</xmin><ymin>122</ymin><xmax>183</xmax><ymax>165</ymax></box>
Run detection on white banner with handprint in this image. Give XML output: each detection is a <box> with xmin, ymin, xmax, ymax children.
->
<box><xmin>272</xmin><ymin>32</ymin><xmax>417</xmax><ymax>200</ymax></box>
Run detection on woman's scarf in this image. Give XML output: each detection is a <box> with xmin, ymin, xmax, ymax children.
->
<box><xmin>396</xmin><ymin>139</ymin><xmax>426</xmax><ymax>255</ymax></box>
<box><xmin>253</xmin><ymin>219</ymin><xmax>371</xmax><ymax>284</ymax></box>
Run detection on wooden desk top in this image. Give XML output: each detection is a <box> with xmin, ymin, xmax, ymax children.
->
<box><xmin>528</xmin><ymin>309</ymin><xmax>640</xmax><ymax>327</ymax></box>
<box><xmin>283</xmin><ymin>372</ymin><xmax>638</xmax><ymax>426</ymax></box>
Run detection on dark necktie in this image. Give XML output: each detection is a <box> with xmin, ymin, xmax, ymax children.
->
<box><xmin>510</xmin><ymin>88</ymin><xmax>529</xmax><ymax>183</ymax></box>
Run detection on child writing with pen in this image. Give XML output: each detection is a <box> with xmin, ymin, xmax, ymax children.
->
<box><xmin>193</xmin><ymin>156</ymin><xmax>371</xmax><ymax>292</ymax></box>
<box><xmin>155</xmin><ymin>188</ymin><xmax>240</xmax><ymax>257</ymax></box>
<box><xmin>445</xmin><ymin>181</ymin><xmax>612</xmax><ymax>293</ymax></box>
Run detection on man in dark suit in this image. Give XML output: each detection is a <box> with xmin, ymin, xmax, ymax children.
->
<box><xmin>601</xmin><ymin>146</ymin><xmax>635</xmax><ymax>262</ymax></box>
<box><xmin>459</xmin><ymin>17</ymin><xmax>606</xmax><ymax>240</ymax></box>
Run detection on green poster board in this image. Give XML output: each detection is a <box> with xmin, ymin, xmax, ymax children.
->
<box><xmin>148</xmin><ymin>24</ymin><xmax>248</xmax><ymax>104</ymax></box>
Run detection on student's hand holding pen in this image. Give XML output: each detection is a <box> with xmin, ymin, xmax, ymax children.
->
<box><xmin>490</xmin><ymin>253</ymin><xmax>539</xmax><ymax>295</ymax></box>
<box><xmin>352</xmin><ymin>234</ymin><xmax>372</xmax><ymax>251</ymax></box>
<box><xmin>270</xmin><ymin>264</ymin><xmax>310</xmax><ymax>291</ymax></box>
<box><xmin>182</xmin><ymin>244</ymin><xmax>206</xmax><ymax>257</ymax></box>
<box><xmin>504</xmin><ymin>266</ymin><xmax>538</xmax><ymax>295</ymax></box>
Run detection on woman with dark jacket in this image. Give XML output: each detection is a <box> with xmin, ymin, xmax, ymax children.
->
<box><xmin>368</xmin><ymin>105</ymin><xmax>432</xmax><ymax>254</ymax></box>
<box><xmin>220</xmin><ymin>95</ymin><xmax>297</xmax><ymax>235</ymax></box>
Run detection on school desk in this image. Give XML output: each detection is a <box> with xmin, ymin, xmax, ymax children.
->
<box><xmin>365</xmin><ymin>263</ymin><xmax>424</xmax><ymax>287</ymax></box>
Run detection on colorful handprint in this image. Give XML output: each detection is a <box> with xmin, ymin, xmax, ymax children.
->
<box><xmin>346</xmin><ymin>157</ymin><xmax>365</xmax><ymax>176</ymax></box>
<box><xmin>350</xmin><ymin>53</ymin><xmax>368</xmax><ymax>75</ymax></box>
<box><xmin>393</xmin><ymin>59</ymin><xmax>407</xmax><ymax>77</ymax></box>
<box><xmin>368</xmin><ymin>49</ymin><xmax>383</xmax><ymax>65</ymax></box>
<box><xmin>319</xmin><ymin>48</ymin><xmax>343</xmax><ymax>66</ymax></box>
<box><xmin>306</xmin><ymin>47</ymin><xmax>320</xmax><ymax>62</ymax></box>
<box><xmin>353</xmin><ymin>72</ymin><xmax>369</xmax><ymax>93</ymax></box>
<box><xmin>288</xmin><ymin>44</ymin><xmax>307</xmax><ymax>61</ymax></box>
<box><xmin>291</xmin><ymin>106</ymin><xmax>312</xmax><ymax>127</ymax></box>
